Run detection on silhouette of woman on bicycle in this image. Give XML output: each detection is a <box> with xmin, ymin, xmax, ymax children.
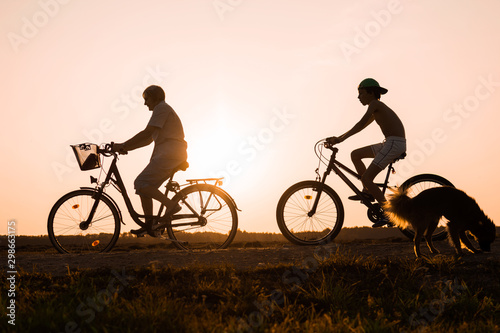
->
<box><xmin>113</xmin><ymin>85</ymin><xmax>188</xmax><ymax>235</ymax></box>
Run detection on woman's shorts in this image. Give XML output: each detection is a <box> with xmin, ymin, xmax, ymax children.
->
<box><xmin>134</xmin><ymin>157</ymin><xmax>186</xmax><ymax>195</ymax></box>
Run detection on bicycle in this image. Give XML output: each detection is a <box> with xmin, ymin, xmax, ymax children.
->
<box><xmin>276</xmin><ymin>140</ymin><xmax>454</xmax><ymax>245</ymax></box>
<box><xmin>48</xmin><ymin>143</ymin><xmax>239</xmax><ymax>253</ymax></box>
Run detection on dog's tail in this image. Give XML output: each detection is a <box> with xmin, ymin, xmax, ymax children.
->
<box><xmin>383</xmin><ymin>187</ymin><xmax>413</xmax><ymax>229</ymax></box>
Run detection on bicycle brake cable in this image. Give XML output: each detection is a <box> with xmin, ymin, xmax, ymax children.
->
<box><xmin>314</xmin><ymin>140</ymin><xmax>327</xmax><ymax>181</ymax></box>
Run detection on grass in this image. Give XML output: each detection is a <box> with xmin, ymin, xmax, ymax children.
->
<box><xmin>1</xmin><ymin>248</ymin><xmax>499</xmax><ymax>332</ymax></box>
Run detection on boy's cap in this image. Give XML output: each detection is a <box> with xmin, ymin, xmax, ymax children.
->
<box><xmin>358</xmin><ymin>78</ymin><xmax>388</xmax><ymax>94</ymax></box>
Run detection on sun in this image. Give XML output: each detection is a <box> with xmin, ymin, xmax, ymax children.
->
<box><xmin>185</xmin><ymin>116</ymin><xmax>242</xmax><ymax>178</ymax></box>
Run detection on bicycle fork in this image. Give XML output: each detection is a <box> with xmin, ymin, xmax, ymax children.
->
<box><xmin>79</xmin><ymin>187</ymin><xmax>106</xmax><ymax>230</ymax></box>
<box><xmin>309</xmin><ymin>161</ymin><xmax>382</xmax><ymax>218</ymax></box>
<box><xmin>308</xmin><ymin>168</ymin><xmax>331</xmax><ymax>217</ymax></box>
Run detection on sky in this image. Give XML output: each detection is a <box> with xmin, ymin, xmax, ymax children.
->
<box><xmin>2</xmin><ymin>0</ymin><xmax>500</xmax><ymax>236</ymax></box>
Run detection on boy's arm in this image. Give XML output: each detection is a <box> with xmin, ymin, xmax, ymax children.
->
<box><xmin>330</xmin><ymin>107</ymin><xmax>375</xmax><ymax>144</ymax></box>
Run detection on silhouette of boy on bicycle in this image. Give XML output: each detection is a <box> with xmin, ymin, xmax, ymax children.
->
<box><xmin>327</xmin><ymin>78</ymin><xmax>406</xmax><ymax>227</ymax></box>
<box><xmin>113</xmin><ymin>85</ymin><xmax>188</xmax><ymax>235</ymax></box>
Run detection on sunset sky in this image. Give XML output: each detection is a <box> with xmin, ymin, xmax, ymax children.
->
<box><xmin>2</xmin><ymin>0</ymin><xmax>500</xmax><ymax>236</ymax></box>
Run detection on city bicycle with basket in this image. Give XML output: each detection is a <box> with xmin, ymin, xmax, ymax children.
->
<box><xmin>48</xmin><ymin>143</ymin><xmax>239</xmax><ymax>253</ymax></box>
<box><xmin>276</xmin><ymin>140</ymin><xmax>454</xmax><ymax>245</ymax></box>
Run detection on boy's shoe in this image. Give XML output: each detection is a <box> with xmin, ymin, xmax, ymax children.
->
<box><xmin>348</xmin><ymin>192</ymin><xmax>375</xmax><ymax>202</ymax></box>
<box><xmin>372</xmin><ymin>217</ymin><xmax>390</xmax><ymax>228</ymax></box>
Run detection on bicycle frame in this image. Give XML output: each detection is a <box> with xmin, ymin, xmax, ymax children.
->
<box><xmin>82</xmin><ymin>153</ymin><xmax>203</xmax><ymax>230</ymax></box>
<box><xmin>310</xmin><ymin>146</ymin><xmax>395</xmax><ymax>216</ymax></box>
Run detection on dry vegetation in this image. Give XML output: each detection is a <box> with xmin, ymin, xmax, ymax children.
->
<box><xmin>1</xmin><ymin>227</ymin><xmax>499</xmax><ymax>332</ymax></box>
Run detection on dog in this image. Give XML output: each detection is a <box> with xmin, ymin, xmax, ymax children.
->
<box><xmin>383</xmin><ymin>186</ymin><xmax>496</xmax><ymax>258</ymax></box>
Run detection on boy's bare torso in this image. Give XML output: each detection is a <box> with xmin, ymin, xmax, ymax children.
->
<box><xmin>369</xmin><ymin>100</ymin><xmax>405</xmax><ymax>139</ymax></box>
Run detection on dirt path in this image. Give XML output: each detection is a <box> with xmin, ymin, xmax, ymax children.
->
<box><xmin>16</xmin><ymin>239</ymin><xmax>500</xmax><ymax>276</ymax></box>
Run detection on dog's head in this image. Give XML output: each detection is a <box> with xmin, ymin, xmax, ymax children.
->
<box><xmin>475</xmin><ymin>217</ymin><xmax>496</xmax><ymax>252</ymax></box>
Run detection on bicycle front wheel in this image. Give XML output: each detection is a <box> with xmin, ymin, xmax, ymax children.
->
<box><xmin>276</xmin><ymin>181</ymin><xmax>344</xmax><ymax>245</ymax></box>
<box><xmin>167</xmin><ymin>184</ymin><xmax>238</xmax><ymax>250</ymax></box>
<box><xmin>47</xmin><ymin>189</ymin><xmax>121</xmax><ymax>253</ymax></box>
<box><xmin>397</xmin><ymin>174</ymin><xmax>454</xmax><ymax>241</ymax></box>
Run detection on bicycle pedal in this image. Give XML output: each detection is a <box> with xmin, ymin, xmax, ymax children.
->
<box><xmin>151</xmin><ymin>222</ymin><xmax>167</xmax><ymax>230</ymax></box>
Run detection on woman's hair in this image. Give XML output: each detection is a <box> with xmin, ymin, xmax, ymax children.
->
<box><xmin>143</xmin><ymin>85</ymin><xmax>165</xmax><ymax>101</ymax></box>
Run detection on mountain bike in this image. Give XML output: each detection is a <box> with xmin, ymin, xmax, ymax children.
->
<box><xmin>48</xmin><ymin>143</ymin><xmax>239</xmax><ymax>253</ymax></box>
<box><xmin>276</xmin><ymin>140</ymin><xmax>454</xmax><ymax>245</ymax></box>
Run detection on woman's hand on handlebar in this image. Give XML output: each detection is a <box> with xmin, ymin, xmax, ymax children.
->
<box><xmin>110</xmin><ymin>142</ymin><xmax>128</xmax><ymax>155</ymax></box>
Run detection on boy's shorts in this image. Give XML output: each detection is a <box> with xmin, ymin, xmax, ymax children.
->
<box><xmin>370</xmin><ymin>136</ymin><xmax>406</xmax><ymax>170</ymax></box>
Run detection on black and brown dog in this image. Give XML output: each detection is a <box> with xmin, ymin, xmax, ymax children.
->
<box><xmin>383</xmin><ymin>186</ymin><xmax>496</xmax><ymax>258</ymax></box>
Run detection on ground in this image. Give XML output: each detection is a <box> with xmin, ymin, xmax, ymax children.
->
<box><xmin>14</xmin><ymin>227</ymin><xmax>500</xmax><ymax>276</ymax></box>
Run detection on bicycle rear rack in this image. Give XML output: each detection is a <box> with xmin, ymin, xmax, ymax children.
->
<box><xmin>186</xmin><ymin>178</ymin><xmax>224</xmax><ymax>186</ymax></box>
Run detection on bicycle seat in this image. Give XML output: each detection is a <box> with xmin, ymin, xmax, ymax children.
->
<box><xmin>175</xmin><ymin>161</ymin><xmax>189</xmax><ymax>172</ymax></box>
<box><xmin>393</xmin><ymin>152</ymin><xmax>406</xmax><ymax>163</ymax></box>
<box><xmin>166</xmin><ymin>161</ymin><xmax>189</xmax><ymax>187</ymax></box>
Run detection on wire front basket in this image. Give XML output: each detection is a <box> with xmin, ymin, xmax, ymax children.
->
<box><xmin>71</xmin><ymin>143</ymin><xmax>101</xmax><ymax>171</ymax></box>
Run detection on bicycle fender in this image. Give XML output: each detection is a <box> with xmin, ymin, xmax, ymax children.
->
<box><xmin>80</xmin><ymin>187</ymin><xmax>125</xmax><ymax>225</ymax></box>
<box><xmin>288</xmin><ymin>180</ymin><xmax>336</xmax><ymax>194</ymax></box>
<box><xmin>172</xmin><ymin>184</ymin><xmax>241</xmax><ymax>212</ymax></box>
<box><xmin>214</xmin><ymin>186</ymin><xmax>241</xmax><ymax>212</ymax></box>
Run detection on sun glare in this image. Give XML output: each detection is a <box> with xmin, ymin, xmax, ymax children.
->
<box><xmin>186</xmin><ymin>109</ymin><xmax>242</xmax><ymax>177</ymax></box>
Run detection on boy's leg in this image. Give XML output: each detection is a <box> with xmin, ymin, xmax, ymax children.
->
<box><xmin>351</xmin><ymin>146</ymin><xmax>376</xmax><ymax>177</ymax></box>
<box><xmin>350</xmin><ymin>146</ymin><xmax>378</xmax><ymax>199</ymax></box>
<box><xmin>361</xmin><ymin>163</ymin><xmax>386</xmax><ymax>204</ymax></box>
<box><xmin>362</xmin><ymin>163</ymin><xmax>390</xmax><ymax>227</ymax></box>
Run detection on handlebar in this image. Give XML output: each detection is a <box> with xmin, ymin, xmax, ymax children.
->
<box><xmin>98</xmin><ymin>142</ymin><xmax>128</xmax><ymax>157</ymax></box>
<box><xmin>323</xmin><ymin>141</ymin><xmax>335</xmax><ymax>150</ymax></box>
<box><xmin>322</xmin><ymin>138</ymin><xmax>339</xmax><ymax>151</ymax></box>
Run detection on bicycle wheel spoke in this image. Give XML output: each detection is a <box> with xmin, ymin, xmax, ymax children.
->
<box><xmin>277</xmin><ymin>181</ymin><xmax>344</xmax><ymax>245</ymax></box>
<box><xmin>48</xmin><ymin>190</ymin><xmax>120</xmax><ymax>254</ymax></box>
<box><xmin>168</xmin><ymin>184</ymin><xmax>238</xmax><ymax>250</ymax></box>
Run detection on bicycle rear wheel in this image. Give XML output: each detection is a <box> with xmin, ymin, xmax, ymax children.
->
<box><xmin>167</xmin><ymin>184</ymin><xmax>238</xmax><ymax>250</ymax></box>
<box><xmin>47</xmin><ymin>189</ymin><xmax>121</xmax><ymax>253</ymax></box>
<box><xmin>397</xmin><ymin>174</ymin><xmax>454</xmax><ymax>241</ymax></box>
<box><xmin>276</xmin><ymin>181</ymin><xmax>344</xmax><ymax>245</ymax></box>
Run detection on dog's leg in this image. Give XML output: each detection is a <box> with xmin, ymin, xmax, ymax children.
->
<box><xmin>447</xmin><ymin>222</ymin><xmax>464</xmax><ymax>256</ymax></box>
<box><xmin>425</xmin><ymin>218</ymin><xmax>440</xmax><ymax>254</ymax></box>
<box><xmin>459</xmin><ymin>230</ymin><xmax>482</xmax><ymax>254</ymax></box>
<box><xmin>414</xmin><ymin>227</ymin><xmax>424</xmax><ymax>258</ymax></box>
